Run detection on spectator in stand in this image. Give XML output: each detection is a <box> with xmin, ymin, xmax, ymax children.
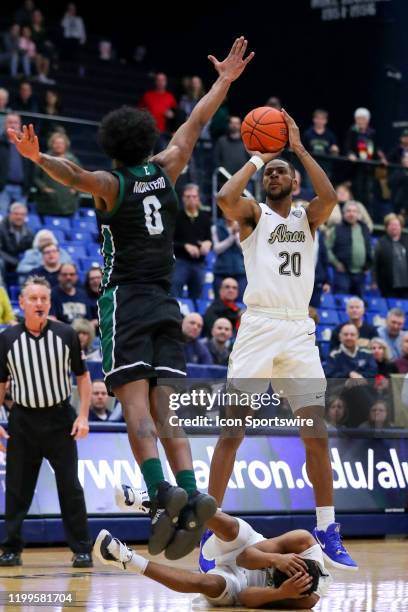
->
<box><xmin>214</xmin><ymin>116</ymin><xmax>249</xmax><ymax>178</ymax></box>
<box><xmin>50</xmin><ymin>263</ymin><xmax>92</xmax><ymax>324</ymax></box>
<box><xmin>182</xmin><ymin>313</ymin><xmax>213</xmax><ymax>365</ymax></box>
<box><xmin>302</xmin><ymin>109</ymin><xmax>338</xmax><ymax>180</ymax></box>
<box><xmin>344</xmin><ymin>107</ymin><xmax>386</xmax><ymax>210</ymax></box>
<box><xmin>389</xmin><ymin>151</ymin><xmax>408</xmax><ymax>217</ymax></box>
<box><xmin>0</xmin><ymin>89</ymin><xmax>12</xmax><ymax>134</ymax></box>
<box><xmin>17</xmin><ymin>26</ymin><xmax>36</xmax><ymax>78</ymax></box>
<box><xmin>14</xmin><ymin>0</ymin><xmax>35</xmax><ymax>27</ymax></box>
<box><xmin>0</xmin><ymin>113</ymin><xmax>33</xmax><ymax>213</ymax></box>
<box><xmin>326</xmin><ymin>201</ymin><xmax>372</xmax><ymax>297</ymax></box>
<box><xmin>17</xmin><ymin>229</ymin><xmax>72</xmax><ymax>283</ymax></box>
<box><xmin>310</xmin><ymin>228</ymin><xmax>330</xmax><ymax>308</ymax></box>
<box><xmin>138</xmin><ymin>72</ymin><xmax>177</xmax><ymax>136</ymax></box>
<box><xmin>88</xmin><ymin>380</ymin><xmax>113</xmax><ymax>422</ymax></box>
<box><xmin>326</xmin><ymin>183</ymin><xmax>373</xmax><ymax>231</ymax></box>
<box><xmin>358</xmin><ymin>400</ymin><xmax>394</xmax><ymax>429</ymax></box>
<box><xmin>13</xmin><ymin>80</ymin><xmax>38</xmax><ymax>113</ymax></box>
<box><xmin>394</xmin><ymin>332</ymin><xmax>408</xmax><ymax>374</ymax></box>
<box><xmin>61</xmin><ymin>2</ymin><xmax>86</xmax><ymax>65</ymax></box>
<box><xmin>388</xmin><ymin>128</ymin><xmax>408</xmax><ymax>164</ymax></box>
<box><xmin>324</xmin><ymin>396</ymin><xmax>347</xmax><ymax>430</ymax></box>
<box><xmin>329</xmin><ymin>297</ymin><xmax>377</xmax><ymax>350</ymax></box>
<box><xmin>72</xmin><ymin>318</ymin><xmax>101</xmax><ymax>361</ymax></box>
<box><xmin>370</xmin><ymin>336</ymin><xmax>398</xmax><ymax>400</ymax></box>
<box><xmin>325</xmin><ymin>323</ymin><xmax>377</xmax><ymax>379</ymax></box>
<box><xmin>30</xmin><ymin>242</ymin><xmax>62</xmax><ymax>287</ymax></box>
<box><xmin>0</xmin><ymin>287</ymin><xmax>16</xmax><ymax>325</ymax></box>
<box><xmin>31</xmin><ymin>9</ymin><xmax>56</xmax><ymax>84</ymax></box>
<box><xmin>0</xmin><ymin>202</ymin><xmax>33</xmax><ymax>277</ymax></box>
<box><xmin>172</xmin><ymin>183</ymin><xmax>211</xmax><ymax>300</ymax></box>
<box><xmin>33</xmin><ymin>131</ymin><xmax>80</xmax><ymax>216</ymax></box>
<box><xmin>376</xmin><ymin>308</ymin><xmax>405</xmax><ymax>359</ymax></box>
<box><xmin>179</xmin><ymin>76</ymin><xmax>206</xmax><ymax>123</ymax></box>
<box><xmin>41</xmin><ymin>89</ymin><xmax>62</xmax><ymax>116</ymax></box>
<box><xmin>211</xmin><ymin>215</ymin><xmax>246</xmax><ymax>300</ymax></box>
<box><xmin>39</xmin><ymin>90</ymin><xmax>64</xmax><ymax>144</ymax></box>
<box><xmin>203</xmin><ymin>277</ymin><xmax>241</xmax><ymax>336</ymax></box>
<box><xmin>2</xmin><ymin>24</ymin><xmax>22</xmax><ymax>78</ymax></box>
<box><xmin>265</xmin><ymin>96</ymin><xmax>282</xmax><ymax>109</ymax></box>
<box><xmin>200</xmin><ymin>317</ymin><xmax>233</xmax><ymax>366</ymax></box>
<box><xmin>374</xmin><ymin>214</ymin><xmax>408</xmax><ymax>298</ymax></box>
<box><xmin>84</xmin><ymin>264</ymin><xmax>102</xmax><ymax>322</ymax></box>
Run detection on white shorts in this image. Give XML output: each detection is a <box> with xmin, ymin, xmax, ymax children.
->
<box><xmin>204</xmin><ymin>518</ymin><xmax>265</xmax><ymax>607</ymax></box>
<box><xmin>228</xmin><ymin>310</ymin><xmax>326</xmax><ymax>411</ymax></box>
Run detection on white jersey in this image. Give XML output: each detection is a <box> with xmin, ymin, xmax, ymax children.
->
<box><xmin>241</xmin><ymin>203</ymin><xmax>315</xmax><ymax>313</ymax></box>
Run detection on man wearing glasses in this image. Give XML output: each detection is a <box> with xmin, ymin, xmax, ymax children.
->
<box><xmin>50</xmin><ymin>262</ymin><xmax>92</xmax><ymax>324</ymax></box>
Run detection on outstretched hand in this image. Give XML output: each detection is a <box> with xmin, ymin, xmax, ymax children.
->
<box><xmin>208</xmin><ymin>36</ymin><xmax>254</xmax><ymax>82</ymax></box>
<box><xmin>7</xmin><ymin>123</ymin><xmax>41</xmax><ymax>163</ymax></box>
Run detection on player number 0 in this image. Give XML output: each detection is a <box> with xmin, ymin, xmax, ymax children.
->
<box><xmin>143</xmin><ymin>195</ymin><xmax>164</xmax><ymax>235</ymax></box>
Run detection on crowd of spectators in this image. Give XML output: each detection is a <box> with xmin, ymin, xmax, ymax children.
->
<box><xmin>0</xmin><ymin>2</ymin><xmax>407</xmax><ymax>433</ymax></box>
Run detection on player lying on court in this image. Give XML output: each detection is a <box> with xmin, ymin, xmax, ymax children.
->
<box><xmin>7</xmin><ymin>38</ymin><xmax>254</xmax><ymax>561</ymax></box>
<box><xmin>94</xmin><ymin>488</ymin><xmax>331</xmax><ymax>609</ymax></box>
<box><xmin>206</xmin><ymin>110</ymin><xmax>357</xmax><ymax>570</ymax></box>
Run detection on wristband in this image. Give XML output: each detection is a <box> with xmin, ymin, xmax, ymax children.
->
<box><xmin>249</xmin><ymin>155</ymin><xmax>265</xmax><ymax>171</ymax></box>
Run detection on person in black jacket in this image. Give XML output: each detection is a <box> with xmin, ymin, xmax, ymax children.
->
<box><xmin>326</xmin><ymin>201</ymin><xmax>372</xmax><ymax>297</ymax></box>
<box><xmin>326</xmin><ymin>323</ymin><xmax>377</xmax><ymax>379</ymax></box>
<box><xmin>203</xmin><ymin>277</ymin><xmax>242</xmax><ymax>336</ymax></box>
<box><xmin>329</xmin><ymin>297</ymin><xmax>377</xmax><ymax>351</ymax></box>
<box><xmin>0</xmin><ymin>202</ymin><xmax>33</xmax><ymax>278</ymax></box>
<box><xmin>374</xmin><ymin>213</ymin><xmax>408</xmax><ymax>298</ymax></box>
<box><xmin>0</xmin><ymin>113</ymin><xmax>33</xmax><ymax>214</ymax></box>
<box><xmin>310</xmin><ymin>229</ymin><xmax>330</xmax><ymax>308</ymax></box>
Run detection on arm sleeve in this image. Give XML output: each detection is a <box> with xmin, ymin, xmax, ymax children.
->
<box><xmin>0</xmin><ymin>332</ymin><xmax>10</xmax><ymax>382</ymax></box>
<box><xmin>70</xmin><ymin>328</ymin><xmax>87</xmax><ymax>376</ymax></box>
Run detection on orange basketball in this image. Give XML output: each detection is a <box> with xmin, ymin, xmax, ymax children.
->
<box><xmin>241</xmin><ymin>107</ymin><xmax>288</xmax><ymax>153</ymax></box>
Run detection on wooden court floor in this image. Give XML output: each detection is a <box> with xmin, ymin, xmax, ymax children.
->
<box><xmin>0</xmin><ymin>539</ymin><xmax>407</xmax><ymax>611</ymax></box>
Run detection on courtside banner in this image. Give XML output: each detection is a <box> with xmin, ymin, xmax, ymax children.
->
<box><xmin>0</xmin><ymin>433</ymin><xmax>407</xmax><ymax>515</ymax></box>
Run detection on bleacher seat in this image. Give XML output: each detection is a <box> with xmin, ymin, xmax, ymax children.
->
<box><xmin>319</xmin><ymin>341</ymin><xmax>331</xmax><ymax>360</ymax></box>
<box><xmin>78</xmin><ymin>256</ymin><xmax>103</xmax><ymax>271</ymax></box>
<box><xmin>71</xmin><ymin>231</ymin><xmax>91</xmax><ymax>243</ymax></box>
<box><xmin>200</xmin><ymin>283</ymin><xmax>214</xmax><ymax>300</ymax></box>
<box><xmin>338</xmin><ymin>312</ymin><xmax>350</xmax><ymax>324</ymax></box>
<box><xmin>43</xmin><ymin>216</ymin><xmax>72</xmax><ymax>232</ymax></box>
<box><xmin>334</xmin><ymin>294</ymin><xmax>352</xmax><ymax>309</ymax></box>
<box><xmin>205</xmin><ymin>251</ymin><xmax>216</xmax><ymax>270</ymax></box>
<box><xmin>316</xmin><ymin>325</ymin><xmax>335</xmax><ymax>342</ymax></box>
<box><xmin>27</xmin><ymin>213</ymin><xmax>41</xmax><ymax>232</ymax></box>
<box><xmin>87</xmin><ymin>244</ymin><xmax>101</xmax><ymax>258</ymax></box>
<box><xmin>387</xmin><ymin>298</ymin><xmax>408</xmax><ymax>313</ymax></box>
<box><xmin>177</xmin><ymin>298</ymin><xmax>195</xmax><ymax>316</ymax></box>
<box><xmin>319</xmin><ymin>294</ymin><xmax>336</xmax><ymax>309</ymax></box>
<box><xmin>196</xmin><ymin>299</ymin><xmax>210</xmax><ymax>315</ymax></box>
<box><xmin>80</xmin><ymin>208</ymin><xmax>96</xmax><ymax>218</ymax></box>
<box><xmin>8</xmin><ymin>285</ymin><xmax>20</xmax><ymax>301</ymax></box>
<box><xmin>49</xmin><ymin>228</ymin><xmax>67</xmax><ymax>243</ymax></box>
<box><xmin>65</xmin><ymin>245</ymin><xmax>87</xmax><ymax>259</ymax></box>
<box><xmin>365</xmin><ymin>297</ymin><xmax>388</xmax><ymax>316</ymax></box>
<box><xmin>366</xmin><ymin>312</ymin><xmax>385</xmax><ymax>326</ymax></box>
<box><xmin>318</xmin><ymin>309</ymin><xmax>339</xmax><ymax>325</ymax></box>
<box><xmin>72</xmin><ymin>219</ymin><xmax>98</xmax><ymax>234</ymax></box>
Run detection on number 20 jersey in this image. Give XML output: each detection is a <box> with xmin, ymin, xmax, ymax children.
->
<box><xmin>96</xmin><ymin>163</ymin><xmax>178</xmax><ymax>291</ymax></box>
<box><xmin>241</xmin><ymin>203</ymin><xmax>315</xmax><ymax>312</ymax></box>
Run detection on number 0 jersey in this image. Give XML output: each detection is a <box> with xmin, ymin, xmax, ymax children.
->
<box><xmin>96</xmin><ymin>163</ymin><xmax>178</xmax><ymax>290</ymax></box>
<box><xmin>241</xmin><ymin>203</ymin><xmax>315</xmax><ymax>313</ymax></box>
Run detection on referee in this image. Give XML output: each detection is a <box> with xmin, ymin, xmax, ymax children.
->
<box><xmin>0</xmin><ymin>276</ymin><xmax>93</xmax><ymax>567</ymax></box>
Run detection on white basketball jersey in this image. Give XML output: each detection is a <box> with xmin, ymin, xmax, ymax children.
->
<box><xmin>241</xmin><ymin>203</ymin><xmax>315</xmax><ymax>311</ymax></box>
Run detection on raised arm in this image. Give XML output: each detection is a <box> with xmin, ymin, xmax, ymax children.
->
<box><xmin>152</xmin><ymin>37</ymin><xmax>254</xmax><ymax>184</ymax></box>
<box><xmin>282</xmin><ymin>110</ymin><xmax>337</xmax><ymax>233</ymax></box>
<box><xmin>7</xmin><ymin>125</ymin><xmax>119</xmax><ymax>209</ymax></box>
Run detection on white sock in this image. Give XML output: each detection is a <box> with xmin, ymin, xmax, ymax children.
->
<box><xmin>107</xmin><ymin>538</ymin><xmax>148</xmax><ymax>574</ymax></box>
<box><xmin>316</xmin><ymin>506</ymin><xmax>335</xmax><ymax>531</ymax></box>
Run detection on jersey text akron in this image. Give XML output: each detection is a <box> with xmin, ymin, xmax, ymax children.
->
<box><xmin>268</xmin><ymin>223</ymin><xmax>306</xmax><ymax>244</ymax></box>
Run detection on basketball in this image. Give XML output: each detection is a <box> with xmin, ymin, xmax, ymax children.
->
<box><xmin>241</xmin><ymin>107</ymin><xmax>288</xmax><ymax>153</ymax></box>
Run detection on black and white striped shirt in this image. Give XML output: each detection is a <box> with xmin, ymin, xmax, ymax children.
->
<box><xmin>0</xmin><ymin>320</ymin><xmax>87</xmax><ymax>409</ymax></box>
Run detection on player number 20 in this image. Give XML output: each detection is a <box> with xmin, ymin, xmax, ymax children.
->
<box><xmin>279</xmin><ymin>251</ymin><xmax>301</xmax><ymax>277</ymax></box>
<box><xmin>143</xmin><ymin>195</ymin><xmax>164</xmax><ymax>235</ymax></box>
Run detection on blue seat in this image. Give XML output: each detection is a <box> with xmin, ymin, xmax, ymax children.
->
<box><xmin>338</xmin><ymin>311</ymin><xmax>350</xmax><ymax>324</ymax></box>
<box><xmin>49</xmin><ymin>228</ymin><xmax>67</xmax><ymax>243</ymax></box>
<box><xmin>72</xmin><ymin>219</ymin><xmax>98</xmax><ymax>233</ymax></box>
<box><xmin>177</xmin><ymin>298</ymin><xmax>195</xmax><ymax>316</ymax></box>
<box><xmin>334</xmin><ymin>294</ymin><xmax>353</xmax><ymax>308</ymax></box>
<box><xmin>80</xmin><ymin>208</ymin><xmax>96</xmax><ymax>218</ymax></box>
<box><xmin>387</xmin><ymin>298</ymin><xmax>408</xmax><ymax>312</ymax></box>
<box><xmin>319</xmin><ymin>341</ymin><xmax>330</xmax><ymax>360</ymax></box>
<box><xmin>79</xmin><ymin>256</ymin><xmax>103</xmax><ymax>271</ymax></box>
<box><xmin>8</xmin><ymin>285</ymin><xmax>20</xmax><ymax>301</ymax></box>
<box><xmin>200</xmin><ymin>283</ymin><xmax>214</xmax><ymax>300</ymax></box>
<box><xmin>365</xmin><ymin>312</ymin><xmax>384</xmax><ymax>326</ymax></box>
<box><xmin>365</xmin><ymin>297</ymin><xmax>388</xmax><ymax>316</ymax></box>
<box><xmin>87</xmin><ymin>244</ymin><xmax>101</xmax><ymax>258</ymax></box>
<box><xmin>319</xmin><ymin>294</ymin><xmax>336</xmax><ymax>309</ymax></box>
<box><xmin>318</xmin><ymin>309</ymin><xmax>339</xmax><ymax>325</ymax></box>
<box><xmin>27</xmin><ymin>213</ymin><xmax>42</xmax><ymax>232</ymax></box>
<box><xmin>87</xmin><ymin>361</ymin><xmax>103</xmax><ymax>380</ymax></box>
<box><xmin>65</xmin><ymin>244</ymin><xmax>87</xmax><ymax>258</ymax></box>
<box><xmin>205</xmin><ymin>251</ymin><xmax>216</xmax><ymax>271</ymax></box>
<box><xmin>316</xmin><ymin>325</ymin><xmax>335</xmax><ymax>342</ymax></box>
<box><xmin>196</xmin><ymin>299</ymin><xmax>210</xmax><ymax>315</ymax></box>
<box><xmin>71</xmin><ymin>231</ymin><xmax>88</xmax><ymax>243</ymax></box>
<box><xmin>43</xmin><ymin>216</ymin><xmax>72</xmax><ymax>231</ymax></box>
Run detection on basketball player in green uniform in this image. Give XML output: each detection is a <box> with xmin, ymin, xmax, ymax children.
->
<box><xmin>8</xmin><ymin>37</ymin><xmax>254</xmax><ymax>560</ymax></box>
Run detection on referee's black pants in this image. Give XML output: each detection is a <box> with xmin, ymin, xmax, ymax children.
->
<box><xmin>3</xmin><ymin>403</ymin><xmax>91</xmax><ymax>554</ymax></box>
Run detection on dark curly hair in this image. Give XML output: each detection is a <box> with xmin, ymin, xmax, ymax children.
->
<box><xmin>272</xmin><ymin>559</ymin><xmax>321</xmax><ymax>596</ymax></box>
<box><xmin>98</xmin><ymin>106</ymin><xmax>159</xmax><ymax>166</ymax></box>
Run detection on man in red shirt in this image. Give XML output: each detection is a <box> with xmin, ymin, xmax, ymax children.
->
<box><xmin>139</xmin><ymin>72</ymin><xmax>177</xmax><ymax>133</ymax></box>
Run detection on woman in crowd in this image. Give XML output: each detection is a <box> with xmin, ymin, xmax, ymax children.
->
<box><xmin>211</xmin><ymin>215</ymin><xmax>246</xmax><ymax>300</ymax></box>
<box><xmin>72</xmin><ymin>318</ymin><xmax>101</xmax><ymax>361</ymax></box>
<box><xmin>359</xmin><ymin>400</ymin><xmax>394</xmax><ymax>429</ymax></box>
<box><xmin>324</xmin><ymin>396</ymin><xmax>347</xmax><ymax>430</ymax></box>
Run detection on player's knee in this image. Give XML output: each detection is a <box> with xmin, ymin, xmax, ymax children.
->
<box><xmin>200</xmin><ymin>573</ymin><xmax>226</xmax><ymax>598</ymax></box>
<box><xmin>296</xmin><ymin>529</ymin><xmax>316</xmax><ymax>551</ymax></box>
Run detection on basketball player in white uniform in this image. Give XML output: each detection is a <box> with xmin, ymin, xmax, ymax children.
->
<box><xmin>206</xmin><ymin>109</ymin><xmax>357</xmax><ymax>570</ymax></box>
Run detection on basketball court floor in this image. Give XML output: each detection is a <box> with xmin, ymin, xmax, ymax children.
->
<box><xmin>0</xmin><ymin>539</ymin><xmax>407</xmax><ymax>611</ymax></box>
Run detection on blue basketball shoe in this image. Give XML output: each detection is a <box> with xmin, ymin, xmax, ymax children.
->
<box><xmin>198</xmin><ymin>528</ymin><xmax>215</xmax><ymax>573</ymax></box>
<box><xmin>313</xmin><ymin>522</ymin><xmax>358</xmax><ymax>570</ymax></box>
